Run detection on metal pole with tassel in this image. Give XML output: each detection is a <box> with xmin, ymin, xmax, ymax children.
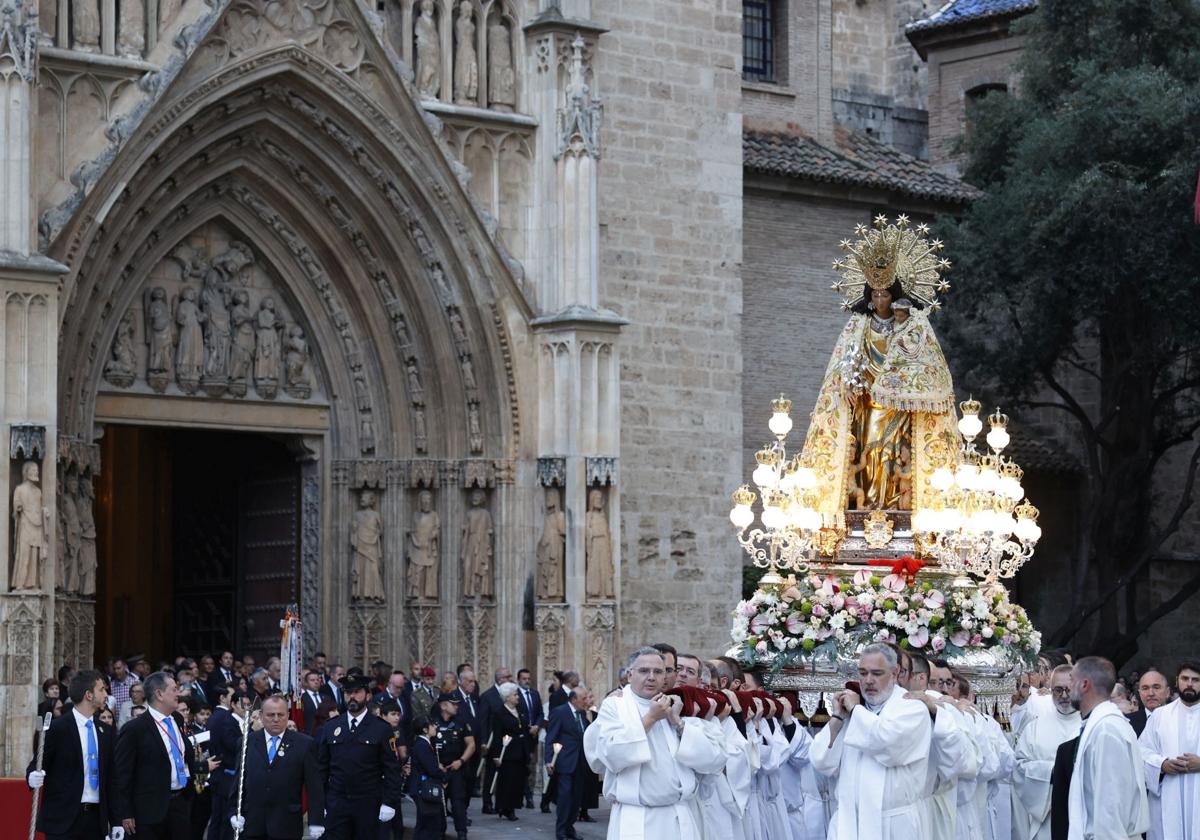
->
<box><xmin>28</xmin><ymin>712</ymin><xmax>51</xmax><ymax>840</ymax></box>
<box><xmin>232</xmin><ymin>708</ymin><xmax>252</xmax><ymax>839</ymax></box>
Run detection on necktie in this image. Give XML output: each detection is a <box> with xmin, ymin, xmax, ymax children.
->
<box><xmin>350</xmin><ymin>717</ymin><xmax>358</xmax><ymax>733</ymax></box>
<box><xmin>85</xmin><ymin>720</ymin><xmax>100</xmax><ymax>791</ymax></box>
<box><xmin>576</xmin><ymin>711</ymin><xmax>585</xmax><ymax>732</ymax></box>
<box><xmin>268</xmin><ymin>735</ymin><xmax>280</xmax><ymax>763</ymax></box>
<box><xmin>162</xmin><ymin>716</ymin><xmax>188</xmax><ymax>788</ymax></box>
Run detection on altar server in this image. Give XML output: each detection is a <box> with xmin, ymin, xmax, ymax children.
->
<box><xmin>1138</xmin><ymin>660</ymin><xmax>1200</xmax><ymax>840</ymax></box>
<box><xmin>810</xmin><ymin>643</ymin><xmax>931</xmax><ymax>840</ymax></box>
<box><xmin>584</xmin><ymin>647</ymin><xmax>726</xmax><ymax>840</ymax></box>
<box><xmin>1066</xmin><ymin>657</ymin><xmax>1149</xmax><ymax>840</ymax></box>
<box><xmin>780</xmin><ymin>715</ymin><xmax>831</xmax><ymax>840</ymax></box>
<box><xmin>747</xmin><ymin>698</ymin><xmax>793</xmax><ymax>840</ymax></box>
<box><xmin>1012</xmin><ymin>665</ymin><xmax>1080</xmax><ymax>840</ymax></box>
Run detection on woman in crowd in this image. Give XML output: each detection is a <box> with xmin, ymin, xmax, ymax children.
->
<box><xmin>492</xmin><ymin>681</ymin><xmax>532</xmax><ymax>821</ymax></box>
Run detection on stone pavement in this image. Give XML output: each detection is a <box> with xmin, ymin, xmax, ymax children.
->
<box><xmin>417</xmin><ymin>800</ymin><xmax>611</xmax><ymax>839</ymax></box>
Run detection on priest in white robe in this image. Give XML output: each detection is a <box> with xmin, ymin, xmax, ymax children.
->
<box><xmin>586</xmin><ymin>647</ymin><xmax>728</xmax><ymax>840</ymax></box>
<box><xmin>1013</xmin><ymin>664</ymin><xmax>1080</xmax><ymax>840</ymax></box>
<box><xmin>811</xmin><ymin>643</ymin><xmax>932</xmax><ymax>840</ymax></box>
<box><xmin>1066</xmin><ymin>656</ymin><xmax>1149</xmax><ymax>840</ymax></box>
<box><xmin>749</xmin><ymin>710</ymin><xmax>793</xmax><ymax>840</ymax></box>
<box><xmin>779</xmin><ymin>715</ymin><xmax>832</xmax><ymax>840</ymax></box>
<box><xmin>1138</xmin><ymin>661</ymin><xmax>1200</xmax><ymax>840</ymax></box>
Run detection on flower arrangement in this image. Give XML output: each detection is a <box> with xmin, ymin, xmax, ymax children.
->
<box><xmin>728</xmin><ymin>562</ymin><xmax>1040</xmax><ymax>669</ymax></box>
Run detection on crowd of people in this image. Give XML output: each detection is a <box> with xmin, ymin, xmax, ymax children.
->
<box><xmin>24</xmin><ymin>642</ymin><xmax>1200</xmax><ymax>840</ymax></box>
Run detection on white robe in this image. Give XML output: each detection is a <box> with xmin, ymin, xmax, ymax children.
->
<box><xmin>1138</xmin><ymin>698</ymin><xmax>1200</xmax><ymax>840</ymax></box>
<box><xmin>1067</xmin><ymin>700</ymin><xmax>1150</xmax><ymax>840</ymax></box>
<box><xmin>748</xmin><ymin>719</ymin><xmax>793</xmax><ymax>840</ymax></box>
<box><xmin>920</xmin><ymin>692</ymin><xmax>980</xmax><ymax>840</ymax></box>
<box><xmin>696</xmin><ymin>716</ymin><xmax>753</xmax><ymax>840</ymax></box>
<box><xmin>779</xmin><ymin>722</ymin><xmax>833</xmax><ymax>840</ymax></box>
<box><xmin>1011</xmin><ymin>702</ymin><xmax>1081</xmax><ymax>840</ymax></box>
<box><xmin>586</xmin><ymin>686</ymin><xmax>727</xmax><ymax>840</ymax></box>
<box><xmin>978</xmin><ymin>713</ymin><xmax>1015</xmax><ymax>840</ymax></box>
<box><xmin>811</xmin><ymin>684</ymin><xmax>932</xmax><ymax>840</ymax></box>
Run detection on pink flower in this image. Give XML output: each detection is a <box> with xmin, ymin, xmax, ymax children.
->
<box><xmin>950</xmin><ymin>629</ymin><xmax>969</xmax><ymax>647</ymax></box>
<box><xmin>832</xmin><ymin>594</ymin><xmax>846</xmax><ymax>611</ymax></box>
<box><xmin>785</xmin><ymin>613</ymin><xmax>805</xmax><ymax>634</ymax></box>
<box><xmin>925</xmin><ymin>590</ymin><xmax>945</xmax><ymax>609</ymax></box>
<box><xmin>908</xmin><ymin>627</ymin><xmax>929</xmax><ymax>648</ymax></box>
<box><xmin>817</xmin><ymin>627</ymin><xmax>833</xmax><ymax>641</ymax></box>
<box><xmin>741</xmin><ymin>602</ymin><xmax>757</xmax><ymax>617</ymax></box>
<box><xmin>853</xmin><ymin>569</ymin><xmax>872</xmax><ymax>587</ymax></box>
<box><xmin>755</xmin><ymin>640</ymin><xmax>768</xmax><ymax>655</ymax></box>
<box><xmin>882</xmin><ymin>574</ymin><xmax>906</xmax><ymax>592</ymax></box>
<box><xmin>781</xmin><ymin>586</ymin><xmax>802</xmax><ymax>604</ymax></box>
<box><xmin>751</xmin><ymin>614</ymin><xmax>773</xmax><ymax>634</ymax></box>
<box><xmin>812</xmin><ymin>604</ymin><xmax>829</xmax><ymax>618</ymax></box>
<box><xmin>819</xmin><ymin>576</ymin><xmax>840</xmax><ymax>596</ymax></box>
<box><xmin>971</xmin><ymin>634</ymin><xmax>983</xmax><ymax>646</ymax></box>
<box><xmin>931</xmin><ymin>635</ymin><xmax>946</xmax><ymax>652</ymax></box>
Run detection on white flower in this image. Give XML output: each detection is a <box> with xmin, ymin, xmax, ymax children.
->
<box><xmin>883</xmin><ymin>609</ymin><xmax>901</xmax><ymax>627</ymax></box>
<box><xmin>981</xmin><ymin>626</ymin><xmax>994</xmax><ymax>639</ymax></box>
<box><xmin>786</xmin><ymin>638</ymin><xmax>799</xmax><ymax>650</ymax></box>
<box><xmin>858</xmin><ymin>592</ymin><xmax>876</xmax><ymax>608</ymax></box>
<box><xmin>829</xmin><ymin>613</ymin><xmax>847</xmax><ymax>630</ymax></box>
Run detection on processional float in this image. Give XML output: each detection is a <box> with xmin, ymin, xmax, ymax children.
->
<box><xmin>728</xmin><ymin>215</ymin><xmax>1042</xmax><ymax>718</ymax></box>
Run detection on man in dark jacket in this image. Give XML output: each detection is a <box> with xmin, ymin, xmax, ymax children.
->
<box><xmin>478</xmin><ymin>667</ymin><xmax>512</xmax><ymax>814</ymax></box>
<box><xmin>544</xmin><ymin>688</ymin><xmax>589</xmax><ymax>840</ymax></box>
<box><xmin>228</xmin><ymin>695</ymin><xmax>324</xmax><ymax>839</ymax></box>
<box><xmin>27</xmin><ymin>669</ymin><xmax>120</xmax><ymax>840</ymax></box>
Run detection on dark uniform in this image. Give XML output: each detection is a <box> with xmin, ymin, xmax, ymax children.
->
<box><xmin>434</xmin><ymin>708</ymin><xmax>471</xmax><ymax>839</ymax></box>
<box><xmin>316</xmin><ymin>675</ymin><xmax>404</xmax><ymax>840</ymax></box>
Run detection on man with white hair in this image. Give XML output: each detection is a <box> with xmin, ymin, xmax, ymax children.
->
<box><xmin>1066</xmin><ymin>656</ymin><xmax>1149</xmax><ymax>840</ymax></box>
<box><xmin>584</xmin><ymin>646</ymin><xmax>726</xmax><ymax>839</ymax></box>
<box><xmin>1012</xmin><ymin>664</ymin><xmax>1081</xmax><ymax>840</ymax></box>
<box><xmin>811</xmin><ymin>642</ymin><xmax>932</xmax><ymax>839</ymax></box>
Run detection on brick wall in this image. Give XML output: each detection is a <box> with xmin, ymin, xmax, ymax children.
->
<box><xmin>594</xmin><ymin>0</ymin><xmax>746</xmax><ymax>659</ymax></box>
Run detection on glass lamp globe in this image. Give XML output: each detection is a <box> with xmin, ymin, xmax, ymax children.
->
<box><xmin>752</xmin><ymin>463</ymin><xmax>777</xmax><ymax>490</ymax></box>
<box><xmin>768</xmin><ymin>411</ymin><xmax>793</xmax><ymax>437</ymax></box>
<box><xmin>794</xmin><ymin>466</ymin><xmax>818</xmax><ymax>490</ymax></box>
<box><xmin>797</xmin><ymin>508</ymin><xmax>821</xmax><ymax>532</ymax></box>
<box><xmin>761</xmin><ymin>505</ymin><xmax>785</xmax><ymax>530</ymax></box>
<box><xmin>977</xmin><ymin>467</ymin><xmax>1000</xmax><ymax>494</ymax></box>
<box><xmin>1014</xmin><ymin>517</ymin><xmax>1038</xmax><ymax>543</ymax></box>
<box><xmin>958</xmin><ymin>413</ymin><xmax>983</xmax><ymax>440</ymax></box>
<box><xmin>930</xmin><ymin>467</ymin><xmax>954</xmax><ymax>492</ymax></box>
<box><xmin>941</xmin><ymin>508</ymin><xmax>963</xmax><ymax>532</ymax></box>
<box><xmin>986</xmin><ymin>426</ymin><xmax>1010</xmax><ymax>452</ymax></box>
<box><xmin>912</xmin><ymin>509</ymin><xmax>932</xmax><ymax>533</ymax></box>
<box><xmin>730</xmin><ymin>504</ymin><xmax>754</xmax><ymax>530</ymax></box>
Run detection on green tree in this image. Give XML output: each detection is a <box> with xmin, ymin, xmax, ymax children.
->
<box><xmin>940</xmin><ymin>0</ymin><xmax>1200</xmax><ymax>664</ymax></box>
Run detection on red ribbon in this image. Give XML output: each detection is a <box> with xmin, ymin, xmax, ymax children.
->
<box><xmin>867</xmin><ymin>556</ymin><xmax>925</xmax><ymax>585</ymax></box>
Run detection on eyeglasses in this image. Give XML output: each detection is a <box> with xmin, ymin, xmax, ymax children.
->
<box><xmin>931</xmin><ymin>678</ymin><xmax>955</xmax><ymax>688</ymax></box>
<box><xmin>1050</xmin><ymin>687</ymin><xmax>1071</xmax><ymax>697</ymax></box>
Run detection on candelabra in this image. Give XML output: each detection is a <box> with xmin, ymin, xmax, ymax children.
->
<box><xmin>729</xmin><ymin>396</ymin><xmax>822</xmax><ymax>584</ymax></box>
<box><xmin>911</xmin><ymin>399</ymin><xmax>1042</xmax><ymax>580</ymax></box>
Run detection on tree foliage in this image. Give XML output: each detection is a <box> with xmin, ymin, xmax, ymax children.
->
<box><xmin>939</xmin><ymin>0</ymin><xmax>1200</xmax><ymax>663</ymax></box>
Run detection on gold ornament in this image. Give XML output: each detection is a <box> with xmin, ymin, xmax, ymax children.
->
<box><xmin>863</xmin><ymin>509</ymin><xmax>895</xmax><ymax>549</ymax></box>
<box><xmin>831</xmin><ymin>214</ymin><xmax>952</xmax><ymax>311</ymax></box>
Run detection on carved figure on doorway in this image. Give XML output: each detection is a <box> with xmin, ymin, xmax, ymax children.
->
<box><xmin>284</xmin><ymin>325</ymin><xmax>312</xmax><ymax>399</ymax></box>
<box><xmin>117</xmin><ymin>0</ymin><xmax>145</xmax><ymax>57</ymax></box>
<box><xmin>406</xmin><ymin>490</ymin><xmax>440</xmax><ymax>600</ymax></box>
<box><xmin>413</xmin><ymin>406</ymin><xmax>428</xmax><ymax>453</ymax></box>
<box><xmin>103</xmin><ymin>309</ymin><xmax>138</xmax><ymax>387</ymax></box>
<box><xmin>73</xmin><ymin>0</ymin><xmax>100</xmax><ymax>51</ymax></box>
<box><xmin>174</xmin><ymin>287</ymin><xmax>206</xmax><ymax>394</ymax></box>
<box><xmin>467</xmin><ymin>402</ymin><xmax>483</xmax><ymax>453</ymax></box>
<box><xmin>453</xmin><ymin>0</ymin><xmax>478</xmax><ymax>105</ymax></box>
<box><xmin>414</xmin><ymin>0</ymin><xmax>440</xmax><ymax>98</ymax></box>
<box><xmin>10</xmin><ymin>461</ymin><xmax>48</xmax><ymax>591</ymax></box>
<box><xmin>405</xmin><ymin>356</ymin><xmax>423</xmax><ymax>396</ymax></box>
<box><xmin>254</xmin><ymin>297</ymin><xmax>284</xmax><ymax>398</ymax></box>
<box><xmin>584</xmin><ymin>488</ymin><xmax>614</xmax><ymax>599</ymax></box>
<box><xmin>351</xmin><ymin>490</ymin><xmax>386</xmax><ymax>602</ymax></box>
<box><xmin>461</xmin><ymin>489</ymin><xmax>493</xmax><ymax>599</ymax></box>
<box><xmin>61</xmin><ymin>473</ymin><xmax>83</xmax><ymax>594</ymax></box>
<box><xmin>487</xmin><ymin>16</ymin><xmax>515</xmax><ymax>111</ymax></box>
<box><xmin>460</xmin><ymin>354</ymin><xmax>477</xmax><ymax>392</ymax></box>
<box><xmin>228</xmin><ymin>290</ymin><xmax>255</xmax><ymax>396</ymax></box>
<box><xmin>76</xmin><ymin>477</ymin><xmax>97</xmax><ymax>597</ymax></box>
<box><xmin>448</xmin><ymin>306</ymin><xmax>468</xmax><ymax>344</ymax></box>
<box><xmin>144</xmin><ymin>287</ymin><xmax>174</xmax><ymax>392</ymax></box>
<box><xmin>201</xmin><ymin>265</ymin><xmax>233</xmax><ymax>390</ymax></box>
<box><xmin>535</xmin><ymin>488</ymin><xmax>565</xmax><ymax>601</ymax></box>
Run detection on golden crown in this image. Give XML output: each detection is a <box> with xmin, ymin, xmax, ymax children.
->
<box><xmin>830</xmin><ymin>214</ymin><xmax>952</xmax><ymax>311</ymax></box>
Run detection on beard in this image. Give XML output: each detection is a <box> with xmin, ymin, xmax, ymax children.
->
<box><xmin>1070</xmin><ymin>685</ymin><xmax>1082</xmax><ymax>711</ymax></box>
<box><xmin>346</xmin><ymin>697</ymin><xmax>364</xmax><ymax>714</ymax></box>
<box><xmin>1054</xmin><ymin>699</ymin><xmax>1075</xmax><ymax>715</ymax></box>
<box><xmin>1181</xmin><ymin>688</ymin><xmax>1199</xmax><ymax>703</ymax></box>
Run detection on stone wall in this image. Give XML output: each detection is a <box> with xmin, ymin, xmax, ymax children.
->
<box><xmin>593</xmin><ymin>0</ymin><xmax>745</xmax><ymax>659</ymax></box>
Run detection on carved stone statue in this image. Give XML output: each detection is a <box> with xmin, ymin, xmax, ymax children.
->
<box><xmin>60</xmin><ymin>472</ymin><xmax>82</xmax><ymax>594</ymax></box>
<box><xmin>584</xmin><ymin>488</ymin><xmax>614</xmax><ymax>599</ymax></box>
<box><xmin>73</xmin><ymin>0</ymin><xmax>100</xmax><ymax>51</ymax></box>
<box><xmin>144</xmin><ymin>287</ymin><xmax>174</xmax><ymax>392</ymax></box>
<box><xmin>117</xmin><ymin>0</ymin><xmax>145</xmax><ymax>57</ymax></box>
<box><xmin>487</xmin><ymin>17</ymin><xmax>515</xmax><ymax>111</ymax></box>
<box><xmin>536</xmin><ymin>488</ymin><xmax>565</xmax><ymax>600</ymax></box>
<box><xmin>453</xmin><ymin>0</ymin><xmax>478</xmax><ymax>105</ymax></box>
<box><xmin>405</xmin><ymin>356</ymin><xmax>423</xmax><ymax>395</ymax></box>
<box><xmin>228</xmin><ymin>289</ymin><xmax>255</xmax><ymax>396</ymax></box>
<box><xmin>351</xmin><ymin>490</ymin><xmax>385</xmax><ymax>601</ymax></box>
<box><xmin>201</xmin><ymin>265</ymin><xmax>232</xmax><ymax>390</ymax></box>
<box><xmin>461</xmin><ymin>489</ymin><xmax>493</xmax><ymax>599</ymax></box>
<box><xmin>406</xmin><ymin>490</ymin><xmax>440</xmax><ymax>600</ymax></box>
<box><xmin>103</xmin><ymin>309</ymin><xmax>138</xmax><ymax>387</ymax></box>
<box><xmin>174</xmin><ymin>287</ymin><xmax>206</xmax><ymax>393</ymax></box>
<box><xmin>10</xmin><ymin>461</ymin><xmax>48</xmax><ymax>591</ymax></box>
<box><xmin>467</xmin><ymin>402</ymin><xmax>483</xmax><ymax>453</ymax></box>
<box><xmin>414</xmin><ymin>0</ymin><xmax>440</xmax><ymax>98</ymax></box>
<box><xmin>448</xmin><ymin>306</ymin><xmax>468</xmax><ymax>344</ymax></box>
<box><xmin>284</xmin><ymin>324</ymin><xmax>312</xmax><ymax>399</ymax></box>
<box><xmin>460</xmin><ymin>354</ymin><xmax>477</xmax><ymax>392</ymax></box>
<box><xmin>254</xmin><ymin>297</ymin><xmax>283</xmax><ymax>398</ymax></box>
<box><xmin>413</xmin><ymin>407</ymin><xmax>428</xmax><ymax>452</ymax></box>
<box><xmin>76</xmin><ymin>477</ymin><xmax>98</xmax><ymax>597</ymax></box>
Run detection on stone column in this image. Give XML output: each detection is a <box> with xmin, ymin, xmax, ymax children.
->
<box><xmin>0</xmin><ymin>0</ymin><xmax>39</xmax><ymax>254</ymax></box>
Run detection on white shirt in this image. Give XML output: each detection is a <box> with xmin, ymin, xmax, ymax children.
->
<box><xmin>72</xmin><ymin>709</ymin><xmax>101</xmax><ymax>804</ymax></box>
<box><xmin>348</xmin><ymin>709</ymin><xmax>368</xmax><ymax>731</ymax></box>
<box><xmin>264</xmin><ymin>729</ymin><xmax>284</xmax><ymax>759</ymax></box>
<box><xmin>148</xmin><ymin>706</ymin><xmax>189</xmax><ymax>790</ymax></box>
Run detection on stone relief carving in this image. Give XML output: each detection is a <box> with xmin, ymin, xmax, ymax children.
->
<box><xmin>487</xmin><ymin>16</ymin><xmax>514</xmax><ymax>111</ymax></box>
<box><xmin>60</xmin><ymin>471</ymin><xmax>82</xmax><ymax>593</ymax></box>
<box><xmin>453</xmin><ymin>1</ymin><xmax>477</xmax><ymax>105</ymax></box>
<box><xmin>414</xmin><ymin>0</ymin><xmax>439</xmax><ymax>98</ymax></box>
<box><xmin>118</xmin><ymin>0</ymin><xmax>145</xmax><ymax>57</ymax></box>
<box><xmin>76</xmin><ymin>476</ymin><xmax>97</xmax><ymax>597</ymax></box>
<box><xmin>284</xmin><ymin>325</ymin><xmax>312</xmax><ymax>398</ymax></box>
<box><xmin>406</xmin><ymin>489</ymin><xmax>440</xmax><ymax>600</ymax></box>
<box><xmin>10</xmin><ymin>461</ymin><xmax>48</xmax><ymax>591</ymax></box>
<box><xmin>72</xmin><ymin>0</ymin><xmax>99</xmax><ymax>52</ymax></box>
<box><xmin>536</xmin><ymin>457</ymin><xmax>565</xmax><ymax>487</ymax></box>
<box><xmin>144</xmin><ymin>286</ymin><xmax>174</xmax><ymax>391</ymax></box>
<box><xmin>406</xmin><ymin>604</ymin><xmax>441</xmax><ymax>669</ymax></box>
<box><xmin>586</xmin><ymin>456</ymin><xmax>616</xmax><ymax>487</ymax></box>
<box><xmin>253</xmin><ymin>297</ymin><xmax>284</xmax><ymax>397</ymax></box>
<box><xmin>461</xmin><ymin>488</ymin><xmax>492</xmax><ymax>599</ymax></box>
<box><xmin>584</xmin><ymin>487</ymin><xmax>614</xmax><ymax>600</ymax></box>
<box><xmin>467</xmin><ymin>401</ymin><xmax>483</xmax><ymax>453</ymax></box>
<box><xmin>460</xmin><ymin>354</ymin><xmax>477</xmax><ymax>393</ymax></box>
<box><xmin>350</xmin><ymin>606</ymin><xmax>385</xmax><ymax>671</ymax></box>
<box><xmin>174</xmin><ymin>286</ymin><xmax>205</xmax><ymax>393</ymax></box>
<box><xmin>104</xmin><ymin>309</ymin><xmax>138</xmax><ymax>387</ymax></box>
<box><xmin>300</xmin><ymin>467</ymin><xmax>321</xmax><ymax>655</ymax></box>
<box><xmin>229</xmin><ymin>289</ymin><xmax>255</xmax><ymax>395</ymax></box>
<box><xmin>6</xmin><ymin>600</ymin><xmax>41</xmax><ymax>685</ymax></box>
<box><xmin>10</xmin><ymin>424</ymin><xmax>46</xmax><ymax>461</ymax></box>
<box><xmin>557</xmin><ymin>34</ymin><xmax>602</xmax><ymax>159</ymax></box>
<box><xmin>535</xmin><ymin>488</ymin><xmax>565</xmax><ymax>601</ymax></box>
<box><xmin>534</xmin><ymin>604</ymin><xmax>567</xmax><ymax>689</ymax></box>
<box><xmin>584</xmin><ymin>604</ymin><xmax>615</xmax><ymax>693</ymax></box>
<box><xmin>351</xmin><ymin>489</ymin><xmax>385</xmax><ymax>602</ymax></box>
<box><xmin>461</xmin><ymin>602</ymin><xmax>494</xmax><ymax>678</ymax></box>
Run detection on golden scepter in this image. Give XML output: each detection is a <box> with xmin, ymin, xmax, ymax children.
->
<box><xmin>233</xmin><ymin>710</ymin><xmax>252</xmax><ymax>839</ymax></box>
<box><xmin>28</xmin><ymin>712</ymin><xmax>51</xmax><ymax>840</ymax></box>
<box><xmin>489</xmin><ymin>734</ymin><xmax>512</xmax><ymax>796</ymax></box>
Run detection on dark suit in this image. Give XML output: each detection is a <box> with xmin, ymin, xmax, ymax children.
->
<box><xmin>208</xmin><ymin>668</ymin><xmax>236</xmax><ymax>694</ymax></box>
<box><xmin>321</xmin><ymin>681</ymin><xmax>346</xmax><ymax>713</ymax></box>
<box><xmin>409</xmin><ymin>737</ymin><xmax>445</xmax><ymax>840</ymax></box>
<box><xmin>453</xmin><ymin>688</ymin><xmax>481</xmax><ymax>797</ymax></box>
<box><xmin>316</xmin><ymin>711</ymin><xmax>403</xmax><ymax>840</ymax></box>
<box><xmin>27</xmin><ymin>710</ymin><xmax>117</xmax><ymax>839</ymax></box>
<box><xmin>1049</xmin><ymin>734</ymin><xmax>1080</xmax><ymax>840</ymax></box>
<box><xmin>1125</xmin><ymin>706</ymin><xmax>1147</xmax><ymax>736</ymax></box>
<box><xmin>545</xmin><ymin>704</ymin><xmax>585</xmax><ymax>840</ymax></box>
<box><xmin>206</xmin><ymin>706</ymin><xmax>243</xmax><ymax>840</ymax></box>
<box><xmin>235</xmin><ymin>729</ymin><xmax>324</xmax><ymax>840</ymax></box>
<box><xmin>113</xmin><ymin>709</ymin><xmax>196</xmax><ymax>839</ymax></box>
<box><xmin>478</xmin><ymin>685</ymin><xmax>505</xmax><ymax>809</ymax></box>
<box><xmin>300</xmin><ymin>691</ymin><xmax>324</xmax><ymax>735</ymax></box>
<box><xmin>548</xmin><ymin>687</ymin><xmax>569</xmax><ymax>711</ymax></box>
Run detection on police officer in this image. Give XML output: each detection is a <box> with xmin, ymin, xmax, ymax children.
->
<box><xmin>434</xmin><ymin>693</ymin><xmax>476</xmax><ymax>840</ymax></box>
<box><xmin>316</xmin><ymin>673</ymin><xmax>403</xmax><ymax>840</ymax></box>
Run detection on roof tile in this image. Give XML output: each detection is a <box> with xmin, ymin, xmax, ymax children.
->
<box><xmin>906</xmin><ymin>0</ymin><xmax>1037</xmax><ymax>34</ymax></box>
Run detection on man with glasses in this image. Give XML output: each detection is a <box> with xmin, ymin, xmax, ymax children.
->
<box><xmin>1013</xmin><ymin>666</ymin><xmax>1081</xmax><ymax>840</ymax></box>
<box><xmin>584</xmin><ymin>647</ymin><xmax>725</xmax><ymax>839</ymax></box>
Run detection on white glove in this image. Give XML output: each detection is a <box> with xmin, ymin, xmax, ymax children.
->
<box><xmin>230</xmin><ymin>815</ymin><xmax>246</xmax><ymax>831</ymax></box>
<box><xmin>378</xmin><ymin>804</ymin><xmax>396</xmax><ymax>822</ymax></box>
<box><xmin>27</xmin><ymin>770</ymin><xmax>45</xmax><ymax>789</ymax></box>
<box><xmin>110</xmin><ymin>827</ymin><xmax>126</xmax><ymax>840</ymax></box>
<box><xmin>307</xmin><ymin>827</ymin><xmax>325</xmax><ymax>839</ymax></box>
